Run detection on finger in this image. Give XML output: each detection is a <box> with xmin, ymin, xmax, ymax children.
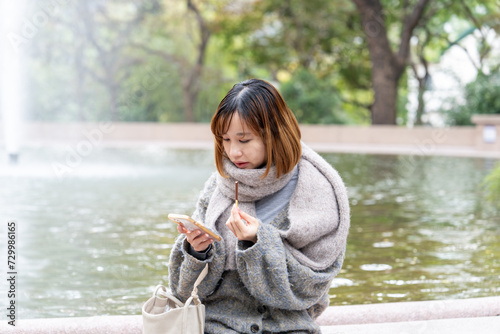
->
<box><xmin>189</xmin><ymin>230</ymin><xmax>208</xmax><ymax>244</ymax></box>
<box><xmin>192</xmin><ymin>235</ymin><xmax>213</xmax><ymax>252</ymax></box>
<box><xmin>231</xmin><ymin>203</ymin><xmax>240</xmax><ymax>217</ymax></box>
<box><xmin>177</xmin><ymin>225</ymin><xmax>187</xmax><ymax>234</ymax></box>
<box><xmin>237</xmin><ymin>208</ymin><xmax>257</xmax><ymax>225</ymax></box>
<box><xmin>192</xmin><ymin>239</ymin><xmax>212</xmax><ymax>252</ymax></box>
<box><xmin>185</xmin><ymin>229</ymin><xmax>202</xmax><ymax>243</ymax></box>
<box><xmin>199</xmin><ymin>235</ymin><xmax>213</xmax><ymax>246</ymax></box>
<box><xmin>226</xmin><ymin>209</ymin><xmax>241</xmax><ymax>237</ymax></box>
<box><xmin>230</xmin><ymin>204</ymin><xmax>247</xmax><ymax>234</ymax></box>
<box><xmin>231</xmin><ymin>218</ymin><xmax>244</xmax><ymax>237</ymax></box>
<box><xmin>226</xmin><ymin>205</ymin><xmax>239</xmax><ymax>229</ymax></box>
<box><xmin>226</xmin><ymin>217</ymin><xmax>236</xmax><ymax>236</ymax></box>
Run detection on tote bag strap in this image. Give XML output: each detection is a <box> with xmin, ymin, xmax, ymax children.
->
<box><xmin>157</xmin><ymin>264</ymin><xmax>209</xmax><ymax>308</ymax></box>
<box><xmin>182</xmin><ymin>264</ymin><xmax>209</xmax><ymax>334</ymax></box>
<box><xmin>155</xmin><ymin>286</ymin><xmax>185</xmax><ymax>309</ymax></box>
<box><xmin>191</xmin><ymin>264</ymin><xmax>209</xmax><ymax>302</ymax></box>
<box><xmin>143</xmin><ymin>265</ymin><xmax>210</xmax><ymax>334</ymax></box>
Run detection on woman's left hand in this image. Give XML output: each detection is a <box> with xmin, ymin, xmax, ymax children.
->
<box><xmin>226</xmin><ymin>204</ymin><xmax>259</xmax><ymax>243</ymax></box>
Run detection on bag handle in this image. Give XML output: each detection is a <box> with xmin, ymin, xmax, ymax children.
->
<box><xmin>190</xmin><ymin>264</ymin><xmax>209</xmax><ymax>303</ymax></box>
<box><xmin>155</xmin><ymin>286</ymin><xmax>185</xmax><ymax>309</ymax></box>
<box><xmin>146</xmin><ymin>265</ymin><xmax>209</xmax><ymax>334</ymax></box>
<box><xmin>182</xmin><ymin>264</ymin><xmax>209</xmax><ymax>334</ymax></box>
<box><xmin>155</xmin><ymin>264</ymin><xmax>209</xmax><ymax>308</ymax></box>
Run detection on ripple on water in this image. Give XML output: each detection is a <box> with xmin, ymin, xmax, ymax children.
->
<box><xmin>330</xmin><ymin>278</ymin><xmax>355</xmax><ymax>288</ymax></box>
<box><xmin>360</xmin><ymin>264</ymin><xmax>393</xmax><ymax>271</ymax></box>
<box><xmin>387</xmin><ymin>293</ymin><xmax>407</xmax><ymax>298</ymax></box>
<box><xmin>373</xmin><ymin>241</ymin><xmax>395</xmax><ymax>248</ymax></box>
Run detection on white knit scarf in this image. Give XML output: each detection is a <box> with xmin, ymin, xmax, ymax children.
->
<box><xmin>204</xmin><ymin>143</ymin><xmax>350</xmax><ymax>271</ymax></box>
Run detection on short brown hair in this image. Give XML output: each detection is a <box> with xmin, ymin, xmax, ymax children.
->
<box><xmin>211</xmin><ymin>79</ymin><xmax>301</xmax><ymax>178</ymax></box>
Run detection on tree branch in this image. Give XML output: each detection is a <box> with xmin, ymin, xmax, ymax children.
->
<box><xmin>81</xmin><ymin>62</ymin><xmax>107</xmax><ymax>86</ymax></box>
<box><xmin>452</xmin><ymin>42</ymin><xmax>481</xmax><ymax>71</ymax></box>
<box><xmin>185</xmin><ymin>0</ymin><xmax>211</xmax><ymax>93</ymax></box>
<box><xmin>187</xmin><ymin>0</ymin><xmax>211</xmax><ymax>69</ymax></box>
<box><xmin>398</xmin><ymin>0</ymin><xmax>430</xmax><ymax>61</ymax></box>
<box><xmin>79</xmin><ymin>2</ymin><xmax>105</xmax><ymax>55</ymax></box>
<box><xmin>129</xmin><ymin>42</ymin><xmax>187</xmax><ymax>68</ymax></box>
<box><xmin>458</xmin><ymin>0</ymin><xmax>484</xmax><ymax>35</ymax></box>
<box><xmin>340</xmin><ymin>96</ymin><xmax>372</xmax><ymax>111</ymax></box>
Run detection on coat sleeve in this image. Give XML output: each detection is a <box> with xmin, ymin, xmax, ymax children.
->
<box><xmin>235</xmin><ymin>222</ymin><xmax>344</xmax><ymax>312</ymax></box>
<box><xmin>168</xmin><ymin>174</ymin><xmax>226</xmax><ymax>302</ymax></box>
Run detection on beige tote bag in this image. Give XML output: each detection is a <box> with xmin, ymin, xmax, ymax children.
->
<box><xmin>142</xmin><ymin>264</ymin><xmax>209</xmax><ymax>334</ymax></box>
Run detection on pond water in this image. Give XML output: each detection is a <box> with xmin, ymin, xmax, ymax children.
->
<box><xmin>1</xmin><ymin>146</ymin><xmax>499</xmax><ymax>319</ymax></box>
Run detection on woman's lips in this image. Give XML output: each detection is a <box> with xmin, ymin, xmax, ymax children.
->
<box><xmin>234</xmin><ymin>161</ymin><xmax>249</xmax><ymax>168</ymax></box>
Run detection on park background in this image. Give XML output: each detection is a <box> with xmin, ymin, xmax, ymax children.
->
<box><xmin>2</xmin><ymin>0</ymin><xmax>500</xmax><ymax>126</ymax></box>
<box><xmin>1</xmin><ymin>0</ymin><xmax>500</xmax><ymax>331</ymax></box>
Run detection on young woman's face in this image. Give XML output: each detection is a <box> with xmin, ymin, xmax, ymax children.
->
<box><xmin>222</xmin><ymin>113</ymin><xmax>267</xmax><ymax>170</ymax></box>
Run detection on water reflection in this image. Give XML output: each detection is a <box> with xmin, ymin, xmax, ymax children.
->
<box><xmin>327</xmin><ymin>153</ymin><xmax>500</xmax><ymax>305</ymax></box>
<box><xmin>0</xmin><ymin>147</ymin><xmax>499</xmax><ymax>318</ymax></box>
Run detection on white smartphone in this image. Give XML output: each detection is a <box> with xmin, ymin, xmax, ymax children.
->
<box><xmin>168</xmin><ymin>213</ymin><xmax>221</xmax><ymax>241</ymax></box>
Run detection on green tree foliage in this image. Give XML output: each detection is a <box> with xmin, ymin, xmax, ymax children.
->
<box><xmin>117</xmin><ymin>61</ymin><xmax>184</xmax><ymax>122</ymax></box>
<box><xmin>281</xmin><ymin>70</ymin><xmax>346</xmax><ymax>124</ymax></box>
<box><xmin>441</xmin><ymin>71</ymin><xmax>500</xmax><ymax>125</ymax></box>
<box><xmin>25</xmin><ymin>0</ymin><xmax>163</xmax><ymax>121</ymax></box>
<box><xmin>216</xmin><ymin>0</ymin><xmax>371</xmax><ymax>123</ymax></box>
<box><xmin>411</xmin><ymin>1</ymin><xmax>500</xmax><ymax>126</ymax></box>
<box><xmin>483</xmin><ymin>162</ymin><xmax>500</xmax><ymax>208</ymax></box>
<box><xmin>17</xmin><ymin>0</ymin><xmax>500</xmax><ymax>124</ymax></box>
<box><xmin>24</xmin><ymin>0</ymin><xmax>226</xmax><ymax>123</ymax></box>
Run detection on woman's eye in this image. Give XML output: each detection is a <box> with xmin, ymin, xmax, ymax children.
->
<box><xmin>222</xmin><ymin>138</ymin><xmax>230</xmax><ymax>142</ymax></box>
<box><xmin>240</xmin><ymin>140</ymin><xmax>250</xmax><ymax>144</ymax></box>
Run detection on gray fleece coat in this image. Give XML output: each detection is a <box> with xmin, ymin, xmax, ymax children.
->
<box><xmin>168</xmin><ymin>144</ymin><xmax>350</xmax><ymax>334</ymax></box>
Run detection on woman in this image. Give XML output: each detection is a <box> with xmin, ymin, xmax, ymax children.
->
<box><xmin>169</xmin><ymin>79</ymin><xmax>350</xmax><ymax>334</ymax></box>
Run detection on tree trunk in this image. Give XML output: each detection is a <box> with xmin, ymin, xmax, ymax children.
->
<box><xmin>110</xmin><ymin>84</ymin><xmax>119</xmax><ymax>121</ymax></box>
<box><xmin>75</xmin><ymin>41</ymin><xmax>86</xmax><ymax>121</ymax></box>
<box><xmin>353</xmin><ymin>0</ymin><xmax>430</xmax><ymax>125</ymax></box>
<box><xmin>412</xmin><ymin>60</ymin><xmax>429</xmax><ymax>126</ymax></box>
<box><xmin>353</xmin><ymin>0</ymin><xmax>403</xmax><ymax>125</ymax></box>
<box><xmin>372</xmin><ymin>66</ymin><xmax>400</xmax><ymax>124</ymax></box>
<box><xmin>182</xmin><ymin>78</ymin><xmax>196</xmax><ymax>122</ymax></box>
<box><xmin>415</xmin><ymin>79</ymin><xmax>425</xmax><ymax>126</ymax></box>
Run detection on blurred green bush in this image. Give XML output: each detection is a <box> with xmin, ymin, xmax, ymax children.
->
<box><xmin>442</xmin><ymin>71</ymin><xmax>500</xmax><ymax>126</ymax></box>
<box><xmin>483</xmin><ymin>162</ymin><xmax>500</xmax><ymax>208</ymax></box>
<box><xmin>280</xmin><ymin>70</ymin><xmax>348</xmax><ymax>124</ymax></box>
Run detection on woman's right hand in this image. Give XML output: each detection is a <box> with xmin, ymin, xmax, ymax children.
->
<box><xmin>177</xmin><ymin>225</ymin><xmax>213</xmax><ymax>252</ymax></box>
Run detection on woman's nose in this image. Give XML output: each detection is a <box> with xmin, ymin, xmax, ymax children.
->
<box><xmin>229</xmin><ymin>143</ymin><xmax>242</xmax><ymax>158</ymax></box>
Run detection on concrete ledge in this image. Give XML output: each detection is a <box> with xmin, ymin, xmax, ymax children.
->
<box><xmin>315</xmin><ymin>296</ymin><xmax>500</xmax><ymax>326</ymax></box>
<box><xmin>4</xmin><ymin>316</ymin><xmax>500</xmax><ymax>334</ymax></box>
<box><xmin>471</xmin><ymin>114</ymin><xmax>500</xmax><ymax>125</ymax></box>
<box><xmin>2</xmin><ymin>297</ymin><xmax>499</xmax><ymax>333</ymax></box>
<box><xmin>306</xmin><ymin>143</ymin><xmax>500</xmax><ymax>158</ymax></box>
<box><xmin>1</xmin><ymin>315</ymin><xmax>141</xmax><ymax>334</ymax></box>
<box><xmin>321</xmin><ymin>316</ymin><xmax>500</xmax><ymax>334</ymax></box>
<box><xmin>471</xmin><ymin>114</ymin><xmax>500</xmax><ymax>151</ymax></box>
<box><xmin>1</xmin><ymin>122</ymin><xmax>500</xmax><ymax>158</ymax></box>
